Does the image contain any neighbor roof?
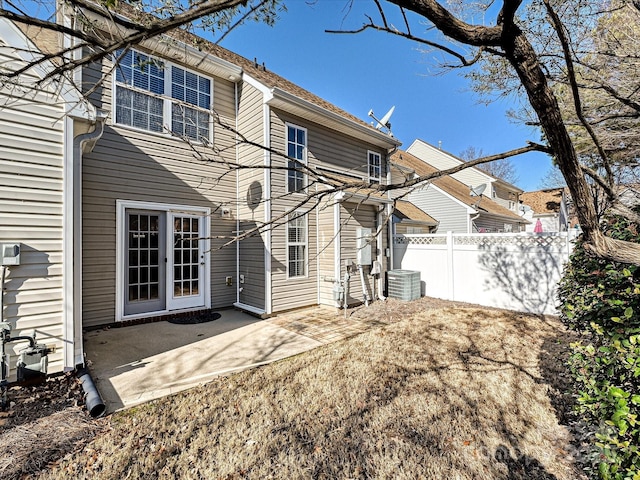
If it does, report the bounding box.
[394,200,438,225]
[391,150,526,222]
[520,189,565,215]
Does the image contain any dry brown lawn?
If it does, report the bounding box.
[38,305,583,480]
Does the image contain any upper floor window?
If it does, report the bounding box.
[286,124,307,193]
[114,49,213,142]
[368,151,381,183]
[287,212,307,278]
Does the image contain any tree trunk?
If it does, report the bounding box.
[500,27,640,263]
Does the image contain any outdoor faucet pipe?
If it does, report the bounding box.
[358,265,370,307]
[0,266,6,325]
[77,368,106,418]
[3,335,37,349]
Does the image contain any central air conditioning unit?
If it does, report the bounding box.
[387,269,421,301]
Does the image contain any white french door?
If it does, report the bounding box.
[118,201,210,320]
[167,213,206,310]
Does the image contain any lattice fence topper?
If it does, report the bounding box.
[454,234,569,249]
[394,233,570,249]
[393,235,447,245]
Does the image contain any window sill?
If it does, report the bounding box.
[112,122,211,146]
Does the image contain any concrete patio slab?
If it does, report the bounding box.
[84,309,322,412]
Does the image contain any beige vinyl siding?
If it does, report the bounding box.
[409,184,470,234]
[238,227,265,309]
[395,223,432,234]
[474,215,523,233]
[388,166,414,200]
[81,57,238,327]
[317,197,337,307]
[492,184,518,211]
[268,109,387,312]
[236,81,266,310]
[269,210,318,312]
[340,203,376,306]
[407,140,490,189]
[272,109,387,186]
[0,48,67,375]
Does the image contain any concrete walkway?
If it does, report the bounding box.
[85,305,388,413]
[84,309,323,412]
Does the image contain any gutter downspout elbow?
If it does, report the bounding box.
[77,368,106,418]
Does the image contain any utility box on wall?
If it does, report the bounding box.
[1,244,21,266]
[356,228,372,266]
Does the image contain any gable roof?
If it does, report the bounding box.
[520,189,565,214]
[407,139,523,193]
[390,150,526,222]
[394,200,438,225]
[78,3,400,149]
[1,18,95,121]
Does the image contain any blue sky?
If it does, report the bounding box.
[217,0,553,191]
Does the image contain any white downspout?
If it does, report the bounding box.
[470,212,480,233]
[263,103,272,315]
[71,116,106,369]
[333,200,341,307]
[377,206,387,300]
[235,81,240,306]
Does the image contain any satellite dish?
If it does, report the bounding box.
[368,106,395,134]
[470,184,486,197]
[520,204,532,212]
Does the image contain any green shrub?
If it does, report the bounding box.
[558,209,640,479]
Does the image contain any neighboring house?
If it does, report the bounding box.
[390,150,529,233]
[0,1,402,370]
[0,19,98,374]
[392,200,438,234]
[520,188,570,232]
[406,139,523,212]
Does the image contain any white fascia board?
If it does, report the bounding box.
[480,212,531,224]
[389,161,415,174]
[268,88,401,149]
[0,17,95,121]
[415,182,477,215]
[494,177,524,193]
[142,36,243,81]
[334,191,393,205]
[398,218,439,227]
[243,73,273,98]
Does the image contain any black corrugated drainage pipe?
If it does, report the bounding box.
[77,368,106,418]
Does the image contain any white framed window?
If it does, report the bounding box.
[286,124,307,193]
[287,211,307,278]
[368,151,381,183]
[114,48,213,142]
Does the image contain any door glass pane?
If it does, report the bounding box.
[127,213,161,302]
[173,215,200,297]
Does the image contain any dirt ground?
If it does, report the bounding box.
[0,297,579,479]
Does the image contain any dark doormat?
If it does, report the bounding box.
[168,312,222,325]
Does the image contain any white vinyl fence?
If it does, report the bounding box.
[392,232,576,315]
